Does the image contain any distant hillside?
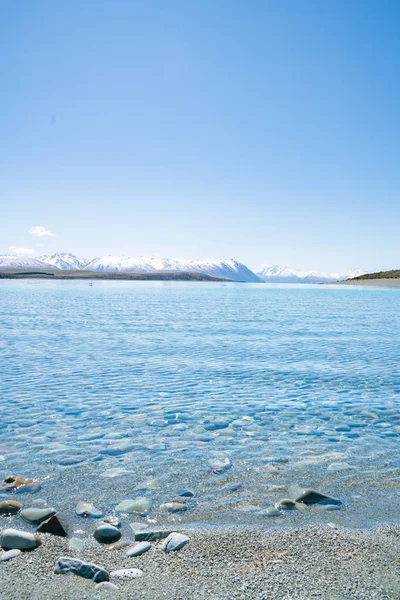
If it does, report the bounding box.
[0,270,231,282]
[349,270,400,280]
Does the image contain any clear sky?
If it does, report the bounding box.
[1,0,399,272]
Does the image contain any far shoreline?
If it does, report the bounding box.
[0,270,231,282]
[333,278,400,288]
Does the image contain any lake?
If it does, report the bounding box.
[1,280,399,530]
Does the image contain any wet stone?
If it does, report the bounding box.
[94,524,122,544]
[0,500,21,515]
[295,489,342,506]
[37,515,69,537]
[208,457,232,474]
[275,499,297,510]
[21,506,56,523]
[176,489,194,497]
[160,502,188,513]
[115,497,152,516]
[76,501,103,518]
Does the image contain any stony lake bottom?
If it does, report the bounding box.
[0,280,399,536]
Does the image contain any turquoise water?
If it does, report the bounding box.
[0,280,399,530]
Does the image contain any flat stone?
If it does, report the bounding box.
[126,542,151,557]
[94,524,121,544]
[54,556,109,582]
[115,497,152,516]
[295,489,342,506]
[1,528,41,550]
[110,568,143,579]
[0,549,21,561]
[76,501,103,518]
[21,506,56,523]
[0,500,21,515]
[37,515,69,537]
[160,502,187,513]
[96,582,119,590]
[161,532,189,552]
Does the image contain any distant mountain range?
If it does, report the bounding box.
[0,253,365,283]
[257,264,365,284]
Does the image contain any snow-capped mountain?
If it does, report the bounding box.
[257,265,365,283]
[0,252,364,284]
[38,253,87,270]
[84,256,262,282]
[0,255,55,270]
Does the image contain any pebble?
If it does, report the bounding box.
[160,502,188,513]
[0,500,21,515]
[110,568,143,579]
[0,528,41,550]
[94,524,122,544]
[126,541,151,556]
[96,582,119,590]
[76,501,103,518]
[21,506,56,523]
[54,556,109,582]
[37,515,69,537]
[115,497,152,516]
[161,532,190,552]
[0,549,21,561]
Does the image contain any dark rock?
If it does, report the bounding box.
[176,489,194,497]
[295,489,342,506]
[38,515,69,537]
[54,556,109,582]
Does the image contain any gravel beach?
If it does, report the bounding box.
[1,524,399,600]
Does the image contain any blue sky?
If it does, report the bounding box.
[1,0,399,272]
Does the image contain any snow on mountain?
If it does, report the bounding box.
[0,255,55,270]
[38,253,87,270]
[84,256,262,282]
[257,265,365,283]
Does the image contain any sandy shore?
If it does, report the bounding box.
[1,525,399,599]
[335,278,400,287]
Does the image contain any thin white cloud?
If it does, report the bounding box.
[29,225,55,237]
[8,246,36,255]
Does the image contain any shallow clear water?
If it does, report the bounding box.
[0,280,399,532]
